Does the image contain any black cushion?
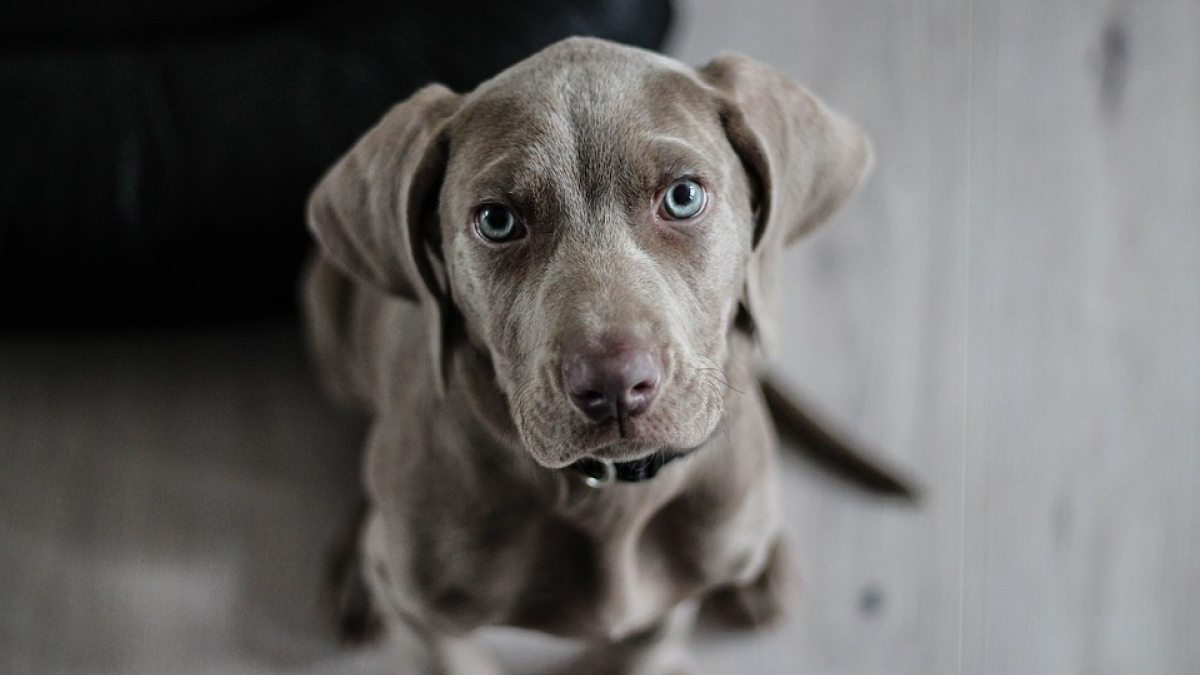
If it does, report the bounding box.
[0,0,673,328]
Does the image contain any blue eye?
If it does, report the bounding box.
[659,179,706,220]
[475,204,524,243]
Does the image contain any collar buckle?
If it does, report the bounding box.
[576,458,617,488]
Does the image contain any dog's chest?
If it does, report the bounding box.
[404,472,773,641]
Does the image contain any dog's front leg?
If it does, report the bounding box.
[699,536,793,630]
[556,600,700,675]
[355,512,503,675]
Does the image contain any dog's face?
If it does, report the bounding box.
[439,48,753,467]
[307,38,872,469]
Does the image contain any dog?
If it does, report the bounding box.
[302,36,872,675]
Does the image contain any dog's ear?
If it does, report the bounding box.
[307,84,459,299]
[699,54,873,353]
[307,84,461,393]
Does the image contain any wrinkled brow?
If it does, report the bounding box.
[466,159,562,204]
[464,141,719,215]
[640,135,715,182]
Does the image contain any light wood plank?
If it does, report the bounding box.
[964,1,1200,673]
[0,326,367,674]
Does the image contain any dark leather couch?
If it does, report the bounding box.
[0,0,672,327]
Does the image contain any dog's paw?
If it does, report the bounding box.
[332,565,384,644]
[553,608,699,675]
[700,539,793,630]
[700,582,782,630]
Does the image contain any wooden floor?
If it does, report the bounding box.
[3,1,1197,673]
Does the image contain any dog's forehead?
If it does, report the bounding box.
[445,40,723,204]
[465,37,700,115]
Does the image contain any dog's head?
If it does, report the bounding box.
[308,38,871,469]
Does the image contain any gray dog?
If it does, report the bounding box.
[303,37,871,675]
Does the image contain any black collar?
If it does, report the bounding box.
[570,451,688,486]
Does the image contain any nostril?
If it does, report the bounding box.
[621,375,659,417]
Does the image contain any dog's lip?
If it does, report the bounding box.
[531,392,726,468]
[568,419,663,460]
[570,418,723,464]
[545,435,660,468]
[539,421,717,469]
[586,439,661,461]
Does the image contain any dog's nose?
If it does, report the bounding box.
[563,345,661,422]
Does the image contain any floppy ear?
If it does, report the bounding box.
[307,84,461,393]
[699,54,873,354]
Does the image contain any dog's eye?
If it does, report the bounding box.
[659,179,707,220]
[474,204,525,243]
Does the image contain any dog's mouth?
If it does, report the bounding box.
[513,366,728,474]
[563,418,723,487]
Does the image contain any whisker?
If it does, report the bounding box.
[693,356,745,397]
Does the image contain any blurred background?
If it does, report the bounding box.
[2,0,1197,673]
